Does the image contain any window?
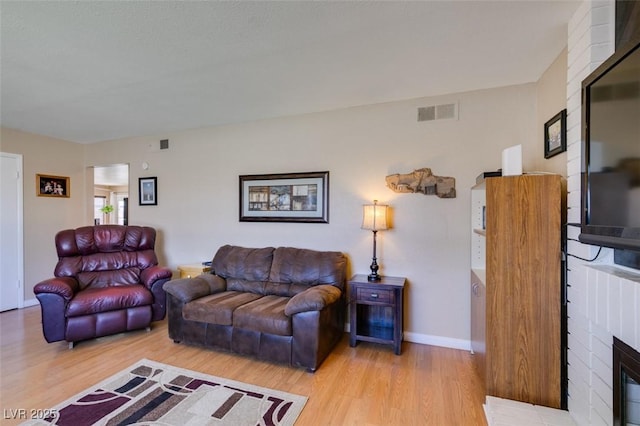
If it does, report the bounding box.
[94,196,106,224]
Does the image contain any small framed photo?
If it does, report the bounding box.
[544,109,567,159]
[139,177,157,206]
[36,174,70,198]
[239,171,329,223]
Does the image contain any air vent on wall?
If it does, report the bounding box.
[147,139,169,152]
[417,102,458,122]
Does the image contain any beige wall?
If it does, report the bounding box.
[0,128,87,301]
[83,82,543,347]
[1,54,567,347]
[533,48,569,176]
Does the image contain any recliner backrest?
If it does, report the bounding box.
[54,225,159,290]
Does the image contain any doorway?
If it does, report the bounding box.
[93,164,129,225]
[0,153,24,311]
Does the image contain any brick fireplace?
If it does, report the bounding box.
[566,4,640,424]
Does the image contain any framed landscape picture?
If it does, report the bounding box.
[139,177,157,206]
[239,171,329,223]
[36,174,70,198]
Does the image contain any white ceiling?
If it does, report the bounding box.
[94,164,129,187]
[1,0,580,144]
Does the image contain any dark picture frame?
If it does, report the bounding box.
[36,174,70,198]
[239,171,329,223]
[139,177,157,206]
[544,109,567,159]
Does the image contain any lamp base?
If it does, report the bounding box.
[368,230,381,282]
[368,256,381,281]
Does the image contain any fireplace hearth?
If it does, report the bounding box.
[614,337,640,426]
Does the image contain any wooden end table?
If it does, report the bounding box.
[177,263,211,279]
[348,274,406,355]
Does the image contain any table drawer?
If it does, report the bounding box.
[356,287,393,303]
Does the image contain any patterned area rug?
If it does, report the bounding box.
[23,359,307,426]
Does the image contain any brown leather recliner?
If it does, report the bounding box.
[33,225,172,348]
[164,245,347,371]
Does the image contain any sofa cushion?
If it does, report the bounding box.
[226,278,266,295]
[212,245,274,282]
[66,286,153,317]
[268,247,347,293]
[182,291,262,325]
[232,295,291,336]
[77,266,142,290]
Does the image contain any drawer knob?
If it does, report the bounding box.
[371,293,378,298]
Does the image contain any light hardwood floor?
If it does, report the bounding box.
[0,306,488,425]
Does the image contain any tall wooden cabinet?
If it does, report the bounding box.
[470,174,563,409]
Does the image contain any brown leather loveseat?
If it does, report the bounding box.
[163,245,347,371]
[34,225,172,348]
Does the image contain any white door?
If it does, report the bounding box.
[0,153,23,311]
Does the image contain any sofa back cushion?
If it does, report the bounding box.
[54,225,159,290]
[267,247,347,295]
[212,245,275,294]
[211,245,346,297]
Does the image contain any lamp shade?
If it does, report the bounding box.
[362,200,388,231]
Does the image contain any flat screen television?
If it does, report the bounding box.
[579,35,640,263]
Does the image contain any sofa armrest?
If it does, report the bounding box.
[33,277,79,301]
[196,273,227,293]
[284,285,341,316]
[140,265,173,288]
[163,274,226,303]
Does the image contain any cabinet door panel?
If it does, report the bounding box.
[485,175,562,408]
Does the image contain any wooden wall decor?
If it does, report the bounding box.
[385,168,456,198]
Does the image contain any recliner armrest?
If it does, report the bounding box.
[140,265,173,288]
[284,285,341,316]
[163,274,226,303]
[33,277,79,301]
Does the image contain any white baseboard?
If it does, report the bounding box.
[403,331,471,351]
